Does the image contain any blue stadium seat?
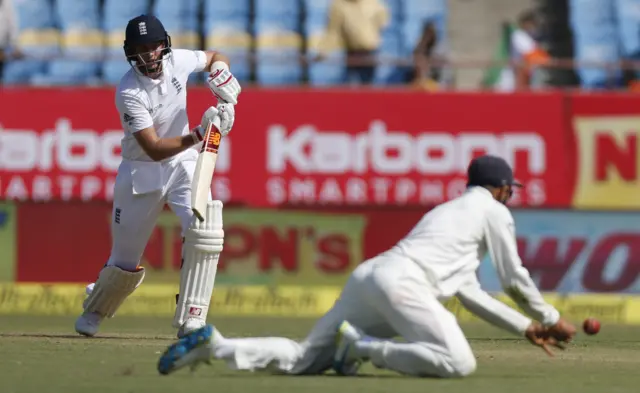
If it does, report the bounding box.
[374,26,404,85]
[303,0,332,34]
[255,25,303,85]
[12,0,59,83]
[55,0,101,30]
[2,60,47,85]
[570,0,621,88]
[103,0,151,31]
[255,50,303,85]
[308,52,345,86]
[205,27,253,82]
[14,0,60,58]
[32,59,101,85]
[382,0,403,24]
[304,3,345,87]
[102,60,132,84]
[615,0,640,60]
[14,0,56,30]
[254,0,303,84]
[401,0,447,23]
[153,0,200,49]
[203,0,251,32]
[255,0,301,33]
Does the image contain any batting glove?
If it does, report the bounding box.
[207,61,241,105]
[216,103,235,136]
[190,106,221,143]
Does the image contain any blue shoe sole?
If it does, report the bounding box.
[157,324,213,375]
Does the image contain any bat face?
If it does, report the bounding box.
[192,122,222,222]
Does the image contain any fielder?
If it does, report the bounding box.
[156,155,577,377]
[75,14,241,338]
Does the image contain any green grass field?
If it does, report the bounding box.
[0,316,638,393]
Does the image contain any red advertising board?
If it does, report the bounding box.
[0,88,572,207]
[15,202,640,294]
[15,202,410,284]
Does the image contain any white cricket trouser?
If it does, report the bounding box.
[107,150,204,271]
[212,255,477,377]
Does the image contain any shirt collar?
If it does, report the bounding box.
[136,58,171,95]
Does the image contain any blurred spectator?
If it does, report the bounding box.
[316,0,389,85]
[0,0,22,80]
[495,10,550,91]
[410,21,449,91]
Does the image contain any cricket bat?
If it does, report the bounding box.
[191,117,222,222]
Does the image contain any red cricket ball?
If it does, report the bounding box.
[583,317,601,335]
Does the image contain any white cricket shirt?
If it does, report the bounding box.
[383,186,560,328]
[115,49,208,161]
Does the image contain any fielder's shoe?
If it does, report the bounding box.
[158,324,215,375]
[177,318,206,339]
[333,320,366,376]
[75,312,104,337]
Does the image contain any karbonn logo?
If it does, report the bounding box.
[267,120,546,175]
[0,119,122,172]
[0,118,231,173]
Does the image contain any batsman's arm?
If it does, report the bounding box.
[456,280,532,336]
[203,50,230,71]
[117,90,201,161]
[484,205,561,327]
[133,127,200,162]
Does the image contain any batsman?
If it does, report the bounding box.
[74,14,241,338]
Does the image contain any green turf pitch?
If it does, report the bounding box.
[0,316,638,393]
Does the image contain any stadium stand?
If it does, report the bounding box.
[4,0,637,89]
[3,0,58,84]
[305,0,345,85]
[373,0,403,85]
[203,0,252,83]
[30,0,102,85]
[570,0,621,88]
[614,0,640,82]
[254,0,303,85]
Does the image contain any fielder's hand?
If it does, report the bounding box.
[524,319,576,357]
[216,103,235,136]
[207,61,241,105]
[545,318,577,345]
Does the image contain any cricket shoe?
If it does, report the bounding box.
[75,312,104,337]
[333,320,367,376]
[177,318,206,339]
[158,324,217,375]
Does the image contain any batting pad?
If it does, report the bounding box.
[173,200,224,328]
[83,266,145,318]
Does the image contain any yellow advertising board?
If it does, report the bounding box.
[1,283,640,325]
[573,116,640,209]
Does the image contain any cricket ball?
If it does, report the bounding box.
[583,317,600,335]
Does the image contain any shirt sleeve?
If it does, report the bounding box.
[115,91,153,133]
[456,278,532,336]
[484,204,560,326]
[172,49,208,74]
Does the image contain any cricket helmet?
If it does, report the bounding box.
[123,14,172,78]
